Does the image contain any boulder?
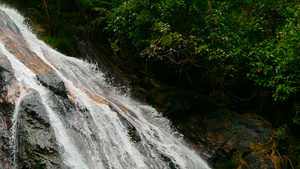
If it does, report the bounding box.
[0,102,14,169]
[16,90,63,169]
[0,49,17,168]
[0,51,15,94]
[37,74,67,97]
[175,110,275,169]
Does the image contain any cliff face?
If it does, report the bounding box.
[0,10,63,168]
[0,42,17,168]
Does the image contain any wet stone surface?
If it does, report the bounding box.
[37,74,67,98]
[16,91,63,169]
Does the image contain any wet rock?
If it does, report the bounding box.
[157,151,180,169]
[175,110,275,169]
[242,153,275,169]
[16,90,63,168]
[0,9,53,75]
[108,103,142,143]
[0,50,16,168]
[0,66,13,91]
[0,102,14,169]
[46,92,75,117]
[128,127,141,143]
[37,74,67,97]
[131,86,147,102]
[0,52,14,91]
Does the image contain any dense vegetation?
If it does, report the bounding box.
[1,0,300,167]
[106,0,300,101]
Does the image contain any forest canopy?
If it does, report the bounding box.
[105,0,300,101]
[104,0,300,124]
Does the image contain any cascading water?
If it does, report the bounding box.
[0,5,210,169]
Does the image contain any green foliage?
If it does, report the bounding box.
[293,102,300,124]
[0,0,102,55]
[290,145,300,168]
[273,125,300,168]
[105,0,300,101]
[41,33,75,54]
[76,0,114,27]
[42,36,58,48]
[274,126,288,140]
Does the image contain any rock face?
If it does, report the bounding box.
[16,90,63,169]
[0,62,67,168]
[140,85,277,168]
[37,74,67,98]
[0,101,14,169]
[0,10,66,168]
[175,110,275,169]
[0,50,17,168]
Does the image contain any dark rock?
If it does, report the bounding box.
[16,90,63,168]
[0,48,17,168]
[175,110,275,169]
[0,102,14,169]
[147,87,217,119]
[37,74,67,97]
[0,52,14,91]
[128,127,141,143]
[140,77,162,90]
[131,86,147,102]
[157,151,180,169]
[242,153,275,169]
[46,92,75,117]
[0,66,12,90]
[108,102,142,143]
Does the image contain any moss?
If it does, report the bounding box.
[28,130,36,146]
[41,32,77,56]
[231,150,247,169]
[34,162,46,169]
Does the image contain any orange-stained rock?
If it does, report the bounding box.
[87,93,108,105]
[0,12,53,76]
[5,81,20,104]
[66,87,76,101]
[1,88,8,102]
[0,35,53,75]
[84,89,109,106]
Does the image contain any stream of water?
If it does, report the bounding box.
[0,5,210,169]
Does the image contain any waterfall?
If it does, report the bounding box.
[0,5,210,169]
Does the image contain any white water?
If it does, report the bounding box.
[0,6,210,169]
